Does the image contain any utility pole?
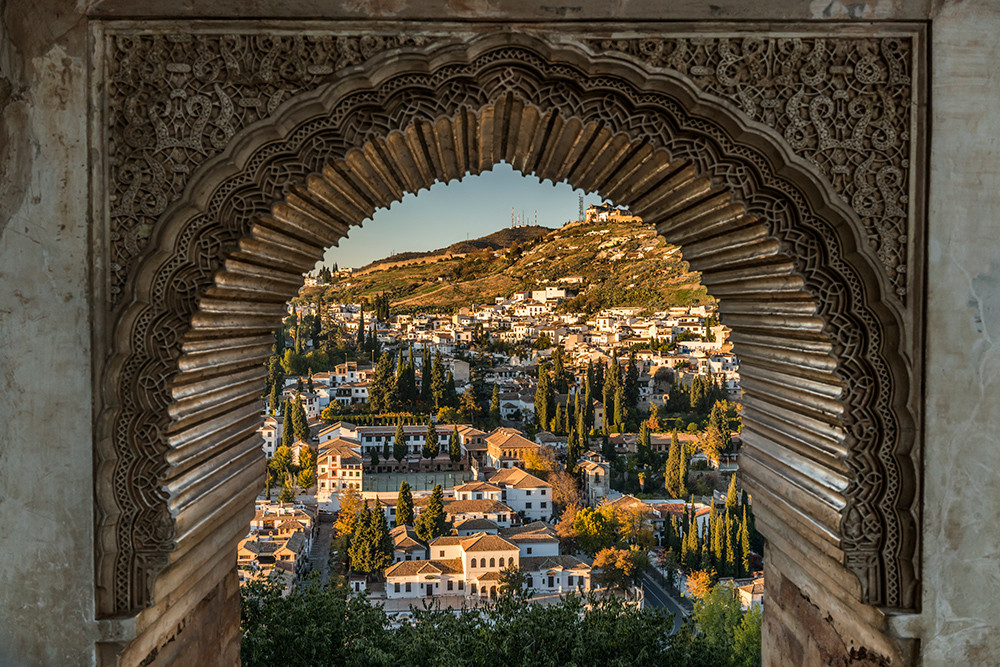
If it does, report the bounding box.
[578,194,584,221]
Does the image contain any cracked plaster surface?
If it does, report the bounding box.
[923,0,1000,663]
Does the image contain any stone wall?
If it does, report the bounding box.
[914,0,1000,662]
[0,3,98,665]
[0,1,999,665]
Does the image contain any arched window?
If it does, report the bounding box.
[470,558,477,568]
[498,557,504,567]
[489,557,495,568]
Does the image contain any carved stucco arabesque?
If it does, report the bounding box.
[98,27,921,617]
[107,31,916,304]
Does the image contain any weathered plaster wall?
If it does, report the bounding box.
[917,0,1000,662]
[0,3,97,665]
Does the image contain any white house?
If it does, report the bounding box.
[488,467,553,522]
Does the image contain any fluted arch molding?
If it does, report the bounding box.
[97,32,918,622]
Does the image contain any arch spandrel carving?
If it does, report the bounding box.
[97,29,921,636]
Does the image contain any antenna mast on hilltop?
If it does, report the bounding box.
[534,210,537,226]
[511,206,514,228]
[578,194,584,221]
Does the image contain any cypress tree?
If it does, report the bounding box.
[624,350,639,425]
[382,439,391,462]
[677,450,688,499]
[424,420,438,458]
[420,348,432,404]
[726,474,739,510]
[575,394,586,452]
[415,484,449,542]
[268,382,280,416]
[534,363,553,429]
[665,431,681,497]
[601,361,613,434]
[369,502,393,573]
[348,506,372,572]
[613,384,625,433]
[356,304,365,351]
[370,447,380,469]
[724,508,735,576]
[280,400,294,449]
[291,393,310,442]
[393,419,407,462]
[711,504,724,566]
[638,421,651,467]
[740,505,752,576]
[583,366,594,430]
[396,481,414,527]
[449,425,461,465]
[489,384,501,428]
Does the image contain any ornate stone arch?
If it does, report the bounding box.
[97,29,918,658]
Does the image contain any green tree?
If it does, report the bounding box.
[414,484,449,542]
[369,351,398,413]
[534,363,554,429]
[572,505,618,556]
[370,447,380,469]
[334,487,364,537]
[449,425,462,465]
[356,303,366,351]
[291,394,310,442]
[297,466,316,490]
[733,606,763,667]
[665,431,681,497]
[489,384,501,428]
[281,400,294,449]
[298,445,315,471]
[458,385,480,424]
[613,384,626,433]
[423,420,438,459]
[740,505,752,577]
[678,449,688,498]
[393,419,407,462]
[271,445,292,477]
[726,474,739,510]
[430,352,448,410]
[420,348,432,404]
[692,583,744,661]
[277,477,295,504]
[396,481,414,527]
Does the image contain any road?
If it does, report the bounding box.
[642,572,688,635]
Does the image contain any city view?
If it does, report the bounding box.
[8,11,978,666]
[240,173,763,666]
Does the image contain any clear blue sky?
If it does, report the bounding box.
[318,163,607,270]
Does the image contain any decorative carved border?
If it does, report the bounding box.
[95,26,921,626]
[103,26,920,305]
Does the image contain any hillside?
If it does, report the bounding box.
[303,217,711,314]
[356,225,552,273]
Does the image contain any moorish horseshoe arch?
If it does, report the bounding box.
[96,30,919,654]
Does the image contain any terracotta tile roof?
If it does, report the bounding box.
[485,429,540,450]
[444,499,513,515]
[488,467,551,489]
[385,558,464,578]
[428,535,465,546]
[460,533,519,553]
[390,525,426,551]
[499,522,559,543]
[519,555,592,573]
[454,518,499,532]
[476,571,504,581]
[454,482,501,493]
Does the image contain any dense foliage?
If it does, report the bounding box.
[241,576,759,667]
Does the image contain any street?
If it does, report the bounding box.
[641,573,688,635]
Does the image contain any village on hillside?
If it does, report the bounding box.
[240,206,764,618]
